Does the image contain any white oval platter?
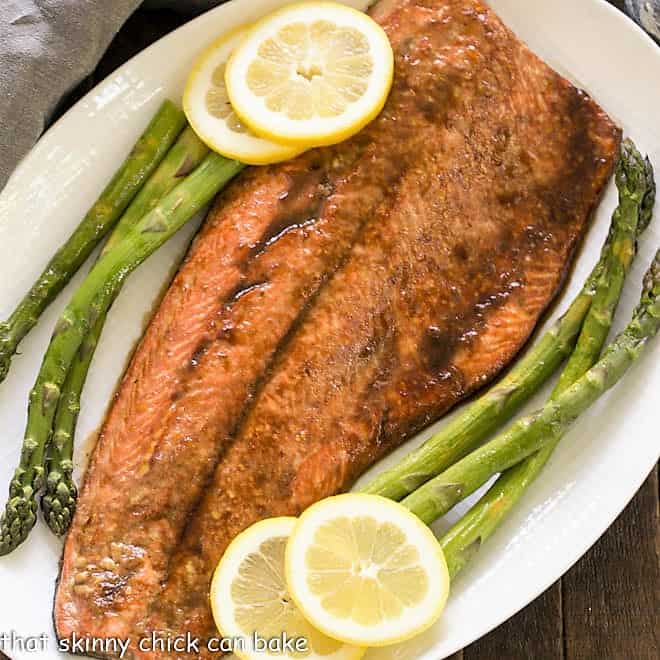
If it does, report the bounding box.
[0,1,658,658]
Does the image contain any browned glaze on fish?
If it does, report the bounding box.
[55,0,621,656]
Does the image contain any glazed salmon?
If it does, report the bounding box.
[55,0,621,657]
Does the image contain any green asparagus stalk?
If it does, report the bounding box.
[403,245,660,527]
[41,127,210,536]
[0,153,244,554]
[440,142,655,578]
[556,140,652,390]
[0,101,186,384]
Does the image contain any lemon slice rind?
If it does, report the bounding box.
[225,2,394,146]
[285,494,450,647]
[184,25,305,165]
[211,516,365,660]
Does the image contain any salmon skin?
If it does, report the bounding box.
[55,0,621,656]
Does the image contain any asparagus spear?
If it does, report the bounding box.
[0,153,244,554]
[41,128,210,536]
[403,246,660,527]
[440,143,655,578]
[556,140,652,390]
[0,100,186,385]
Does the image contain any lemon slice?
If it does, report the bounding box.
[285,494,450,647]
[225,2,394,146]
[184,26,305,165]
[211,517,365,660]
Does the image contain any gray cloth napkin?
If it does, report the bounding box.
[1,1,137,191]
[625,0,660,39]
[0,0,224,192]
[1,0,659,194]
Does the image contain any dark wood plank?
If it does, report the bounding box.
[562,466,659,660]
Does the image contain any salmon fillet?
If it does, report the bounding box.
[55,0,621,657]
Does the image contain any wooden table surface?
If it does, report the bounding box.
[2,1,658,659]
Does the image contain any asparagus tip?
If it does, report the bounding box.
[639,155,656,234]
[617,139,647,204]
[41,461,77,537]
[0,490,37,556]
[42,486,77,538]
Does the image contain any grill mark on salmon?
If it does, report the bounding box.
[55,0,621,656]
